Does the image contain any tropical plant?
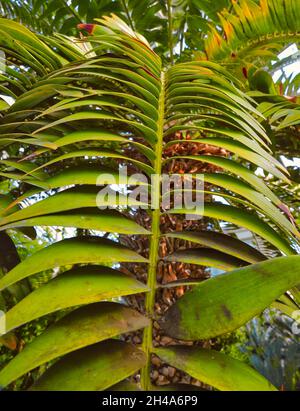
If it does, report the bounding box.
[0,0,230,56]
[203,0,300,67]
[0,2,300,391]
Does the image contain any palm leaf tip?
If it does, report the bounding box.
[77,23,95,34]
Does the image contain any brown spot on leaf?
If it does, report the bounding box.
[221,304,232,320]
[159,304,182,339]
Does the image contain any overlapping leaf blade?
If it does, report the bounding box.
[0,302,149,388]
[160,256,300,340]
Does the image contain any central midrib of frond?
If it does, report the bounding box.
[141,69,165,390]
[234,32,300,59]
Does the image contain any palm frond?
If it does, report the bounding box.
[204,0,300,70]
[0,15,299,392]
